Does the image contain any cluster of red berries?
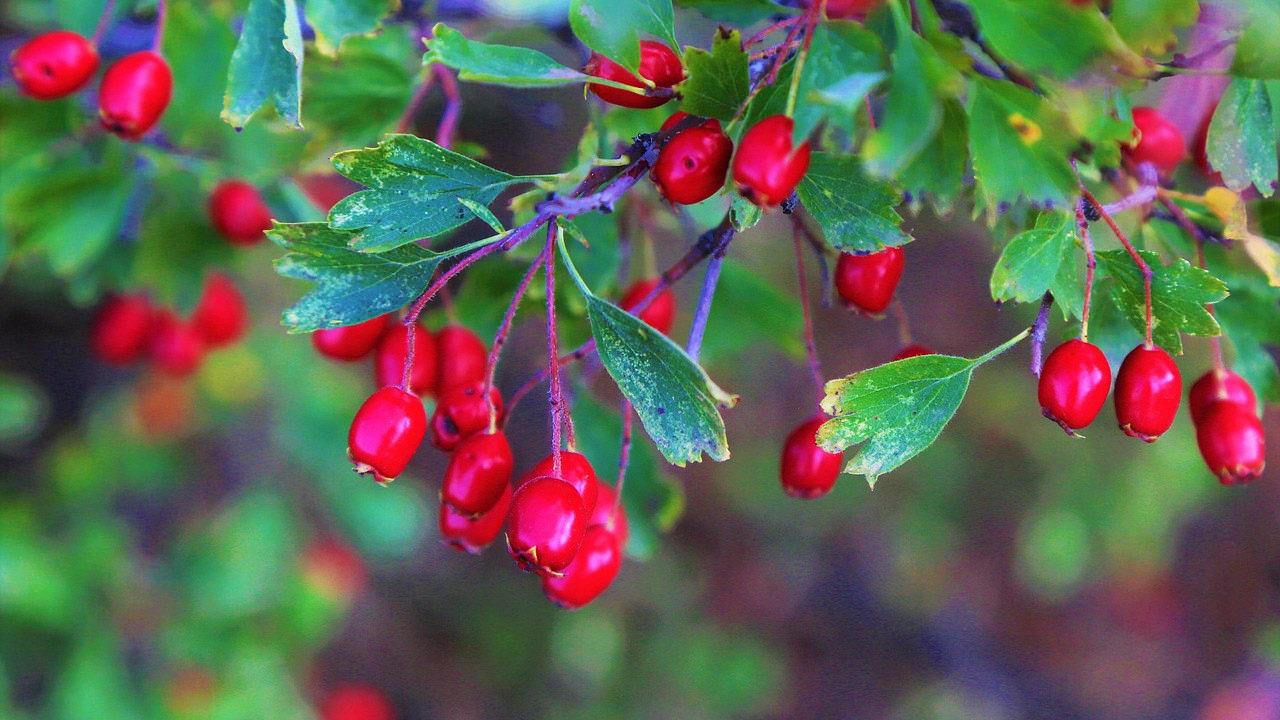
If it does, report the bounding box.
[1190,369,1267,484]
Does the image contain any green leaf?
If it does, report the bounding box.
[989,212,1075,304]
[0,373,44,445]
[967,78,1077,209]
[1050,243,1086,321]
[161,1,237,143]
[675,0,795,24]
[699,260,804,366]
[1232,1,1280,79]
[807,71,886,121]
[678,29,749,122]
[897,99,968,211]
[305,34,415,145]
[1109,0,1199,55]
[965,0,1129,76]
[424,23,595,88]
[730,195,761,231]
[1207,78,1278,197]
[795,152,908,252]
[50,632,141,720]
[569,0,678,73]
[1097,249,1229,354]
[305,0,394,55]
[132,170,235,310]
[1216,280,1280,404]
[223,0,304,129]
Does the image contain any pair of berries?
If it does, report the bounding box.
[835,246,906,314]
[208,180,274,246]
[1123,107,1187,174]
[1189,369,1266,484]
[316,318,488,395]
[1038,340,1182,442]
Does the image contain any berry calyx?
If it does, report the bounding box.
[91,293,155,365]
[521,451,600,515]
[541,524,622,609]
[347,387,427,484]
[98,51,172,140]
[892,344,933,361]
[590,481,629,544]
[1123,107,1186,174]
[1038,339,1112,433]
[431,381,504,451]
[834,246,905,314]
[207,180,273,246]
[148,311,206,377]
[319,684,395,720]
[312,315,391,361]
[780,417,842,499]
[434,325,488,395]
[374,323,438,396]
[1195,401,1266,485]
[652,112,733,205]
[440,481,512,554]
[732,114,811,207]
[441,431,514,516]
[619,278,676,335]
[1189,369,1257,426]
[1114,344,1182,442]
[506,474,588,574]
[10,31,99,100]
[189,273,247,349]
[584,41,683,109]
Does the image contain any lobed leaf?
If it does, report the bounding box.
[678,29,750,122]
[795,152,908,252]
[1097,249,1229,354]
[223,0,304,129]
[1206,78,1278,197]
[967,78,1076,209]
[989,211,1075,304]
[424,23,593,88]
[305,0,394,56]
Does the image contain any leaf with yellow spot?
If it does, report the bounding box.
[1204,187,1280,287]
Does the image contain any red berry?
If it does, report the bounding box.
[506,475,588,574]
[439,481,512,554]
[434,325,487,395]
[732,114,811,207]
[90,293,155,365]
[1123,107,1186,174]
[301,538,368,601]
[1114,344,1182,442]
[189,273,247,348]
[10,31,99,100]
[374,324,438,395]
[619,278,676,335]
[780,418,842,499]
[1195,401,1266,485]
[312,315,391,361]
[892,344,932,361]
[208,180,273,246]
[1038,339,1112,433]
[98,51,172,140]
[521,451,600,515]
[149,311,205,377]
[835,246,905,314]
[821,0,883,18]
[541,524,622,609]
[652,112,733,205]
[430,381,503,451]
[590,481,629,544]
[441,431,514,516]
[319,684,394,720]
[348,387,427,484]
[1189,369,1256,426]
[584,40,683,109]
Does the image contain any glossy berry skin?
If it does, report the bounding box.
[1038,339,1112,433]
[506,475,588,574]
[1195,401,1266,485]
[780,418,842,499]
[821,0,883,19]
[91,293,155,365]
[1189,369,1256,426]
[431,381,503,451]
[892,344,932,361]
[208,180,273,245]
[652,113,733,205]
[619,278,676,335]
[542,524,622,609]
[440,481,512,554]
[348,387,427,484]
[190,273,247,348]
[98,51,172,140]
[585,40,683,109]
[1124,107,1187,174]
[312,315,390,361]
[521,452,600,515]
[835,246,905,314]
[10,31,99,100]
[441,431,514,516]
[435,325,488,395]
[590,481,629,544]
[1114,344,1182,442]
[732,115,811,207]
[148,311,205,377]
[319,684,395,720]
[374,324,438,396]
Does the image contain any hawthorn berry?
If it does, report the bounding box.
[10,31,98,100]
[834,246,905,314]
[652,112,733,205]
[521,451,600,515]
[439,481,512,554]
[506,474,588,574]
[313,315,391,361]
[821,0,883,19]
[893,344,933,361]
[1038,339,1112,433]
[431,381,503,451]
[780,418,843,499]
[348,387,427,484]
[1189,369,1256,426]
[91,293,155,365]
[319,684,395,720]
[98,50,172,140]
[584,40,683,109]
[190,273,247,348]
[148,311,205,377]
[374,323,438,396]
[1114,344,1182,442]
[1195,401,1266,485]
[541,524,622,609]
[435,325,488,395]
[441,431,514,516]
[732,115,811,207]
[619,278,676,335]
[590,481,629,544]
[208,180,273,246]
[1123,107,1186,174]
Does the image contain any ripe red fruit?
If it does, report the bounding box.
[1195,401,1266,485]
[1038,339,1112,433]
[374,324,438,395]
[98,51,172,140]
[892,344,932,361]
[439,481,512,554]
[319,684,394,720]
[149,311,205,377]
[780,418,843,499]
[431,381,504,451]
[1114,344,1182,442]
[506,475,588,574]
[1123,107,1187,174]
[1189,369,1257,426]
[521,451,600,515]
[835,246,905,314]
[91,293,155,365]
[348,387,427,484]
[619,278,676,335]
[821,0,883,19]
[207,180,273,246]
[10,31,99,100]
[652,112,733,205]
[441,431,514,516]
[590,481,629,544]
[732,114,812,207]
[541,524,622,609]
[190,273,247,348]
[312,315,390,361]
[434,325,487,395]
[585,40,683,109]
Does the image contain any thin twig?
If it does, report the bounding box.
[1075,167,1153,347]
[1074,200,1097,341]
[433,65,461,149]
[91,0,117,45]
[544,222,564,477]
[745,16,802,47]
[151,0,168,52]
[1102,185,1158,216]
[686,248,728,362]
[482,249,547,431]
[792,227,825,397]
[615,399,633,513]
[1030,291,1054,377]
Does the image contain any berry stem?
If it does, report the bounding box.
[1077,182,1153,347]
[544,221,564,477]
[151,0,168,52]
[686,245,728,363]
[1074,199,1097,341]
[792,226,825,398]
[745,17,802,47]
[482,247,548,431]
[1030,291,1054,377]
[783,1,823,120]
[92,0,118,46]
[616,398,633,514]
[889,300,913,346]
